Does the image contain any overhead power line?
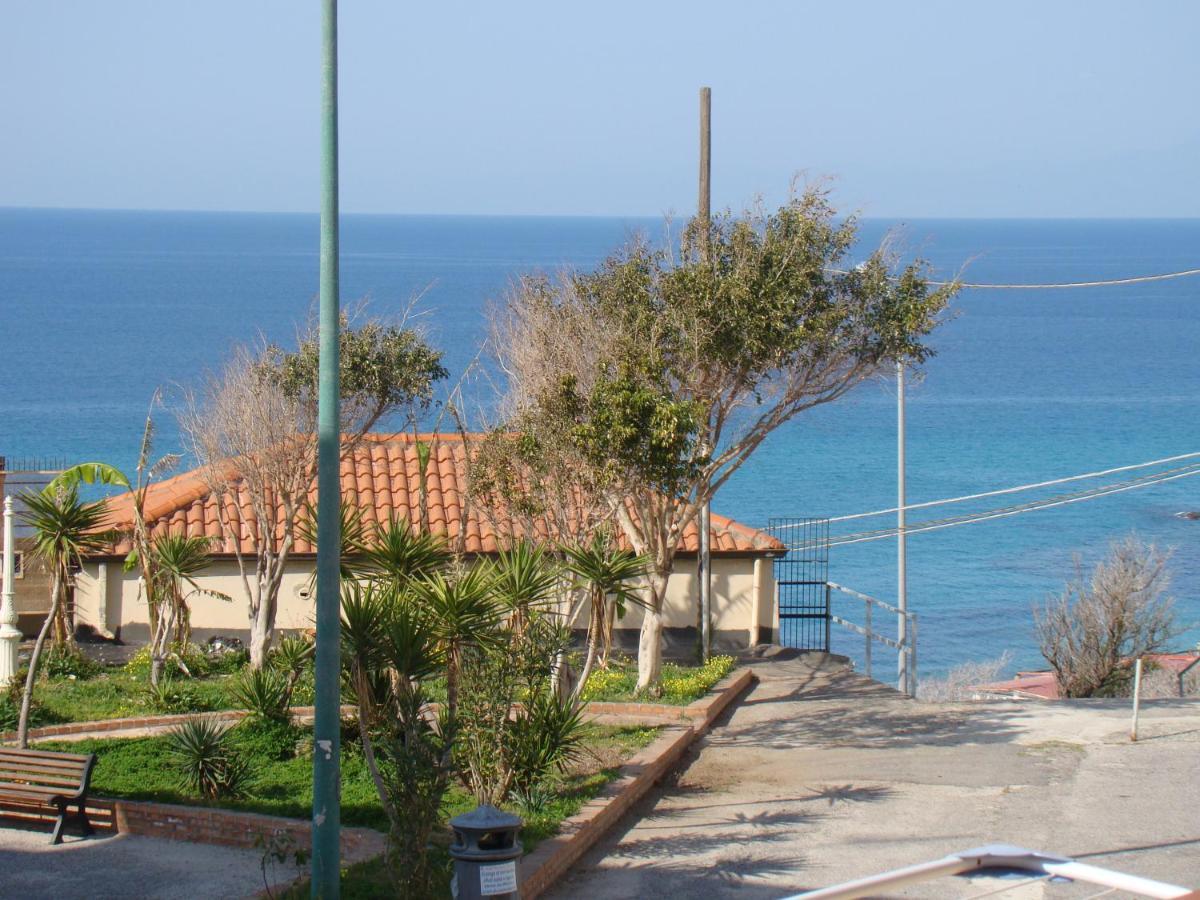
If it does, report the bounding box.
[816,451,1200,524]
[829,266,1200,289]
[825,463,1200,547]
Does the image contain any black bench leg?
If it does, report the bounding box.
[50,805,66,845]
[75,800,94,836]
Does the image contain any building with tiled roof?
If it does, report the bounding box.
[72,434,784,652]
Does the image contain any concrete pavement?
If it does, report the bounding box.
[548,653,1200,898]
[0,825,301,899]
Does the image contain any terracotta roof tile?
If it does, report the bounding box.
[98,433,784,557]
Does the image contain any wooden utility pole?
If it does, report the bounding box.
[698,87,713,662]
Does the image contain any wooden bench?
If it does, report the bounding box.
[0,747,96,844]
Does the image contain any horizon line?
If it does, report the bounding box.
[3,203,1200,223]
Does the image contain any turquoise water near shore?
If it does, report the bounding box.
[1,209,1198,674]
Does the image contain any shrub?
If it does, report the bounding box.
[228,667,290,721]
[660,655,734,702]
[507,692,585,811]
[166,717,253,799]
[43,646,104,681]
[144,678,216,714]
[1035,537,1178,698]
[227,716,302,761]
[917,652,1012,702]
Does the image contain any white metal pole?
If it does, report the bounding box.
[897,362,908,694]
[697,86,713,662]
[1130,656,1144,741]
[0,497,21,682]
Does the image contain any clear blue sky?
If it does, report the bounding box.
[5,1,1199,217]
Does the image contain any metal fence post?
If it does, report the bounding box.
[864,599,872,680]
[824,582,831,652]
[908,615,919,698]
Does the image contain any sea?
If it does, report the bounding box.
[2,208,1198,677]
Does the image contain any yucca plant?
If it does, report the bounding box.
[340,580,452,895]
[562,531,650,701]
[15,484,116,747]
[228,666,290,721]
[267,633,315,708]
[356,516,450,588]
[148,534,229,684]
[167,717,252,799]
[491,541,560,632]
[507,691,586,811]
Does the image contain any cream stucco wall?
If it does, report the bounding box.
[75,553,777,650]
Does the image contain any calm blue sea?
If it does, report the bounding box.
[2,208,1198,675]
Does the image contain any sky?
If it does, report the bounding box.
[4,1,1200,218]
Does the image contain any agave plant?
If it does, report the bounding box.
[167,717,252,800]
[228,666,290,721]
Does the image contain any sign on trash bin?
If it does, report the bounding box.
[479,860,518,896]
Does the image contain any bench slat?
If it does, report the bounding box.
[0,748,91,763]
[0,772,82,788]
[0,783,70,799]
[0,757,89,775]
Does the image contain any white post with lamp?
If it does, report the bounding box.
[0,497,21,682]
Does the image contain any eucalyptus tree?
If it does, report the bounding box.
[493,187,958,692]
[180,314,447,667]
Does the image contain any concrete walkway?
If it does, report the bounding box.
[0,824,298,899]
[549,653,1200,898]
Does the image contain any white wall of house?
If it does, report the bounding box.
[75,553,777,651]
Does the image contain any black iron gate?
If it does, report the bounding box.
[767,517,830,651]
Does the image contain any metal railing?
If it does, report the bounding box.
[827,582,918,697]
[783,844,1194,899]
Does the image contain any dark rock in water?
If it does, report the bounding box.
[1175,511,1200,520]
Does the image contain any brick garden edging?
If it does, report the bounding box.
[4,668,756,896]
[107,798,385,863]
[518,667,755,899]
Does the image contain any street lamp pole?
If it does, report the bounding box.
[0,497,19,682]
[896,362,908,695]
[312,0,342,895]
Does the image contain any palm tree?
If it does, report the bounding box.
[357,516,450,589]
[410,565,501,719]
[16,485,114,746]
[490,541,560,634]
[150,534,229,682]
[562,532,649,702]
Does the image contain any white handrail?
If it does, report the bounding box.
[782,844,1195,899]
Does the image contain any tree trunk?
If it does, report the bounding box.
[636,608,664,696]
[600,601,616,668]
[18,573,61,748]
[248,581,278,669]
[571,596,602,706]
[635,569,670,695]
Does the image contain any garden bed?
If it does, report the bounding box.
[43,721,658,847]
[580,654,735,704]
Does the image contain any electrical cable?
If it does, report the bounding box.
[824,464,1200,547]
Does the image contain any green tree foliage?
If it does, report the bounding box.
[493,187,958,692]
[180,314,447,667]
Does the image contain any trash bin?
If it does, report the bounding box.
[449,804,523,899]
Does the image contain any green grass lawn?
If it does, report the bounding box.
[581,654,736,704]
[45,720,658,841]
[10,653,734,730]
